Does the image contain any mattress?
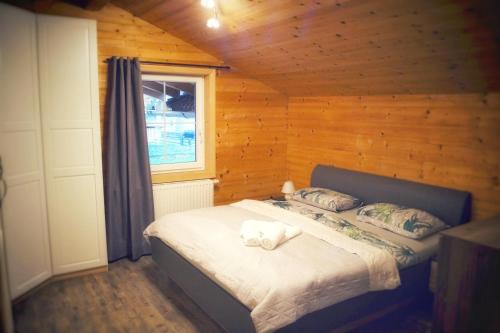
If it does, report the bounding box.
[144,199,437,333]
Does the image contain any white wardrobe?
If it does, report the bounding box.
[0,4,107,299]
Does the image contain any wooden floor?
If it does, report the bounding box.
[13,256,223,333]
[13,256,432,333]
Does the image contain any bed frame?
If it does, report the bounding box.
[150,165,472,333]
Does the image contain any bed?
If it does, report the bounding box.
[146,165,471,333]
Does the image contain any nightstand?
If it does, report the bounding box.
[433,216,500,333]
[269,195,286,201]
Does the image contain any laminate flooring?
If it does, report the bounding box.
[13,256,432,333]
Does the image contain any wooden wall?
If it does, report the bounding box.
[288,94,500,219]
[45,3,288,205]
[36,2,500,219]
[216,72,287,204]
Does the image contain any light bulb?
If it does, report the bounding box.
[207,17,220,29]
[201,0,215,9]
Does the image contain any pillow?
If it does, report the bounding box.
[356,203,448,239]
[291,187,362,212]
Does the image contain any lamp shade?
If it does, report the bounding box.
[281,180,295,194]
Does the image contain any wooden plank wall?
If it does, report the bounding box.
[216,71,288,204]
[45,3,288,205]
[35,2,499,219]
[288,94,500,219]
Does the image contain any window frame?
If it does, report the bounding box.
[142,73,205,173]
[141,65,216,184]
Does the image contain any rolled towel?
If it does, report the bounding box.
[262,222,302,250]
[240,220,265,246]
[260,223,286,250]
[283,224,302,240]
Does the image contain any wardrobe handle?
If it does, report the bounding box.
[0,157,6,207]
[0,179,6,204]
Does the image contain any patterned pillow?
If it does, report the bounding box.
[356,203,448,239]
[291,187,362,212]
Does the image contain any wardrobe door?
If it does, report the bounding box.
[37,15,107,274]
[0,4,52,298]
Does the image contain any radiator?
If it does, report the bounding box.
[152,179,214,218]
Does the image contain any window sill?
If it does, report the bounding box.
[151,168,216,184]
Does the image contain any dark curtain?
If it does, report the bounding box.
[104,57,154,262]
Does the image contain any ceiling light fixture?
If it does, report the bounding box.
[201,0,215,9]
[207,17,220,29]
[201,0,220,29]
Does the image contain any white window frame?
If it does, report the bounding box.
[142,74,205,173]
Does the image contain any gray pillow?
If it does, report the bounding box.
[357,203,449,239]
[292,187,362,212]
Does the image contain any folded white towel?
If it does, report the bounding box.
[283,224,301,240]
[240,220,302,250]
[240,220,265,246]
[260,223,286,250]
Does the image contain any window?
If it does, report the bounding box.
[142,74,205,172]
[140,65,215,184]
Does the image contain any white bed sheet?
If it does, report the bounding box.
[144,199,402,333]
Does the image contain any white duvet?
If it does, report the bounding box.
[144,200,400,333]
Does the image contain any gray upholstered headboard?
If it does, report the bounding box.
[311,165,472,226]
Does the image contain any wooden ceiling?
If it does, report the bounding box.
[2,0,109,11]
[5,0,500,95]
[110,0,500,96]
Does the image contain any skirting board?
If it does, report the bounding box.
[12,265,108,305]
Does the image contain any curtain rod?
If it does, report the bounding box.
[103,58,231,70]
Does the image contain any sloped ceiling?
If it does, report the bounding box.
[111,0,500,96]
[5,0,499,95]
